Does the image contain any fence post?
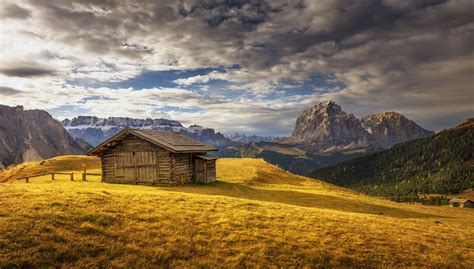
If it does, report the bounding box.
[70,173,74,181]
[25,177,29,183]
[82,164,87,181]
[51,173,55,181]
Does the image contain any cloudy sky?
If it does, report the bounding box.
[0,0,473,135]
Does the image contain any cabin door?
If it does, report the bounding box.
[115,152,159,183]
[135,151,159,184]
[115,152,136,181]
[194,159,206,183]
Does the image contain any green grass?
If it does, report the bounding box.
[0,156,473,267]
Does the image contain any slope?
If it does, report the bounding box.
[309,118,474,198]
[0,157,473,267]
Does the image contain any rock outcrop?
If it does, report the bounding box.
[283,101,373,152]
[361,112,434,148]
[0,105,86,168]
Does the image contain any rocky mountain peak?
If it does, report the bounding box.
[0,105,86,168]
[283,101,435,152]
[362,112,434,148]
[283,101,372,152]
[314,100,343,116]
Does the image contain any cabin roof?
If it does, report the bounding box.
[87,128,217,155]
[449,198,473,204]
[195,154,218,160]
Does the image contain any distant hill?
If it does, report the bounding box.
[0,105,88,169]
[225,133,279,143]
[309,118,474,198]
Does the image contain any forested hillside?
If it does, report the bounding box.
[310,119,474,199]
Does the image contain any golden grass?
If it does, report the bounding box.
[0,156,473,267]
[0,155,101,182]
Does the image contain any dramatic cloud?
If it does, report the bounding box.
[0,0,472,134]
[0,64,57,77]
[0,86,23,96]
[0,3,31,19]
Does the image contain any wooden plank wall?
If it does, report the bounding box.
[99,134,172,184]
[171,153,194,184]
[194,159,205,183]
[158,151,171,183]
[206,160,216,183]
[101,154,116,181]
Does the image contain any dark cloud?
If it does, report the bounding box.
[0,86,23,96]
[0,65,57,77]
[0,3,31,19]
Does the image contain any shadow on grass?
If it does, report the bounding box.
[167,181,437,219]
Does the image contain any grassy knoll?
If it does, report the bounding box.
[0,156,473,267]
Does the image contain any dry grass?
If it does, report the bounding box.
[0,155,101,182]
[0,156,473,268]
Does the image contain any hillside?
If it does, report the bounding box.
[310,119,474,198]
[0,105,87,169]
[1,156,473,267]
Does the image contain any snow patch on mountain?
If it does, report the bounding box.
[61,116,236,148]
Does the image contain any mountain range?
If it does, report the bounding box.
[0,101,436,176]
[61,101,433,156]
[61,116,236,148]
[0,105,87,169]
[219,101,435,174]
[282,101,434,153]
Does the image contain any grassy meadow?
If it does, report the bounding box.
[0,156,473,267]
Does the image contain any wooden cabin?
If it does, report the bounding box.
[87,128,218,185]
[449,198,474,208]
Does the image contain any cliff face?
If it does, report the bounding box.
[283,101,373,152]
[283,101,434,153]
[361,112,434,148]
[0,105,85,168]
